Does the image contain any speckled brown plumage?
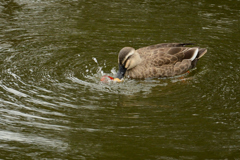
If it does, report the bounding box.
[117,43,207,79]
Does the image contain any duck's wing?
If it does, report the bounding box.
[128,47,201,78]
[137,43,194,53]
[144,47,207,67]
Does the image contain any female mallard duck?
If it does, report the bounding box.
[115,43,207,81]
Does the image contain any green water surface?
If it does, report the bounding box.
[0,0,239,159]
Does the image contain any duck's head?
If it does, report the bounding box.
[115,47,141,80]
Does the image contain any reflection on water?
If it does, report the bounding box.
[0,0,239,159]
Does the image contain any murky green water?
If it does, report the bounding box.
[0,0,239,159]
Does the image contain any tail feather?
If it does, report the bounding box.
[190,48,199,61]
[191,48,207,68]
[183,48,199,60]
[197,48,207,59]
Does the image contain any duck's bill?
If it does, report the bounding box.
[113,78,123,82]
[116,64,126,80]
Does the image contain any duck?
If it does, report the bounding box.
[114,43,207,81]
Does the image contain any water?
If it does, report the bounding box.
[0,0,239,159]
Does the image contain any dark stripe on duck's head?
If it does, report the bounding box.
[118,47,135,65]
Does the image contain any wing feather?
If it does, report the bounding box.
[137,43,194,53]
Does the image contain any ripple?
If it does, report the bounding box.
[0,131,68,151]
[0,108,49,121]
[0,83,28,98]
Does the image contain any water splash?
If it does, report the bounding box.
[92,57,98,64]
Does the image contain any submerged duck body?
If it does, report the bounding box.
[116,43,207,79]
